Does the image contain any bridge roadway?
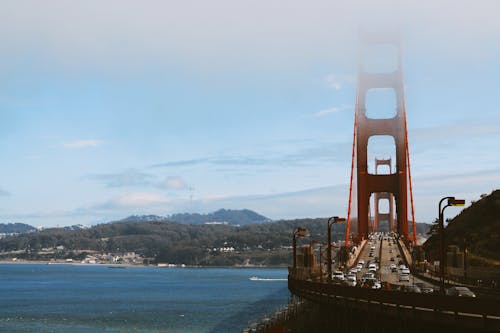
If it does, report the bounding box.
[288,277,500,332]
[288,233,500,332]
[342,232,433,290]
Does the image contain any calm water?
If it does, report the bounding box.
[0,264,289,333]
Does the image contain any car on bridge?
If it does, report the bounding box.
[415,282,434,294]
[399,274,410,282]
[446,286,476,298]
[361,272,375,282]
[332,271,345,282]
[400,285,422,293]
[345,275,357,287]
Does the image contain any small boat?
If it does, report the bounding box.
[249,276,287,281]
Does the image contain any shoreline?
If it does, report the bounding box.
[0,260,289,269]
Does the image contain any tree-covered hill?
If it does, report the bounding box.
[0,223,36,234]
[0,213,432,266]
[115,209,270,226]
[167,208,270,225]
[423,189,500,262]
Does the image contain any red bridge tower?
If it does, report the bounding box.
[346,32,417,243]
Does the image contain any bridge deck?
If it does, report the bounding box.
[289,278,500,332]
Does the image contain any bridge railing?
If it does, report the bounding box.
[289,278,500,322]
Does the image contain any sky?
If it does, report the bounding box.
[0,0,499,227]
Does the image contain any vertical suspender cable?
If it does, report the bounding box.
[403,103,417,244]
[346,95,359,247]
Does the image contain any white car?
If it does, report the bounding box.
[332,271,345,281]
[368,263,377,272]
[399,264,407,270]
[401,268,410,275]
[346,275,357,287]
[399,274,410,282]
[349,268,358,274]
[356,263,363,270]
[358,260,365,265]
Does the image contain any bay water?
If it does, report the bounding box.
[0,264,289,333]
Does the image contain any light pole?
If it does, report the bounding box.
[327,216,346,282]
[438,196,465,294]
[292,227,307,271]
[319,242,325,282]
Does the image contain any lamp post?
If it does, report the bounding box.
[319,242,324,282]
[463,237,468,282]
[310,239,320,280]
[438,196,465,294]
[327,216,346,282]
[292,227,307,271]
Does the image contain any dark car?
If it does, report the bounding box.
[415,282,434,294]
[445,286,476,298]
[401,285,422,293]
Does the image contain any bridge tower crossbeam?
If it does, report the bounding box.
[374,158,395,232]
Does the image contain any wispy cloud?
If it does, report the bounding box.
[86,169,154,188]
[324,74,356,91]
[151,142,351,170]
[314,105,352,118]
[62,139,103,149]
[86,169,190,192]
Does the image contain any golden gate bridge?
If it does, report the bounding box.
[244,32,500,333]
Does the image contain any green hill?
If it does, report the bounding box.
[423,189,500,262]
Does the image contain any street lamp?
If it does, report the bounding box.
[311,238,323,279]
[438,196,465,294]
[292,227,307,271]
[327,216,346,282]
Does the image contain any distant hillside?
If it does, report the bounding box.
[424,190,500,261]
[0,217,338,265]
[118,215,169,223]
[0,223,36,234]
[167,209,270,225]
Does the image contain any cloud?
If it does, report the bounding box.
[186,185,350,220]
[411,121,500,142]
[2,1,498,74]
[62,139,102,149]
[0,189,11,196]
[86,169,191,193]
[151,142,351,171]
[86,169,154,188]
[151,158,209,168]
[324,74,356,91]
[159,177,188,191]
[314,105,352,118]
[96,192,172,210]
